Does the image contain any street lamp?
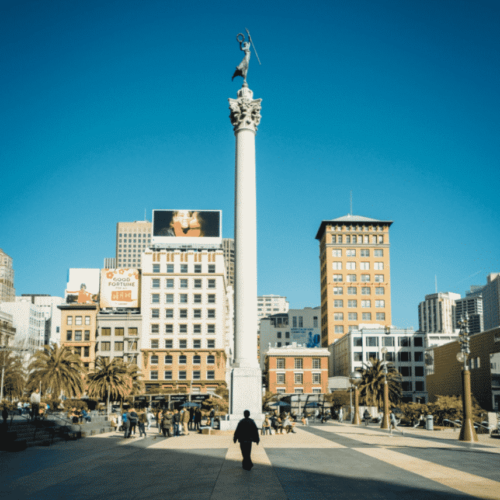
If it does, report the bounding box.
[349,371,362,425]
[380,347,390,429]
[456,313,478,443]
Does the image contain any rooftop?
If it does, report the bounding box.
[315,214,393,240]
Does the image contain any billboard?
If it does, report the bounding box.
[152,210,221,245]
[65,268,100,305]
[291,328,321,348]
[100,269,140,308]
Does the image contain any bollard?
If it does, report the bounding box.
[426,415,434,431]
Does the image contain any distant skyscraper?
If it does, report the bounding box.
[104,258,116,269]
[315,214,393,346]
[0,249,15,303]
[222,238,235,287]
[21,295,64,345]
[116,221,152,269]
[418,292,461,334]
[455,287,483,335]
[482,273,500,331]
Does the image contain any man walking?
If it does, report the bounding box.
[233,410,260,471]
[162,411,173,437]
[181,407,190,436]
[122,409,130,438]
[138,409,147,437]
[173,409,180,436]
[129,408,138,437]
[389,409,404,437]
[30,388,41,421]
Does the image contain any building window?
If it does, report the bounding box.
[375,275,384,282]
[347,287,357,295]
[102,328,111,336]
[414,337,423,347]
[360,262,370,270]
[180,309,188,319]
[75,331,82,341]
[277,373,285,384]
[178,355,187,365]
[101,342,111,351]
[333,274,343,282]
[294,373,303,384]
[180,279,188,289]
[153,264,160,273]
[179,371,187,380]
[332,249,342,257]
[333,287,343,295]
[334,313,344,320]
[361,249,370,257]
[353,337,362,346]
[374,249,383,257]
[277,332,282,338]
[207,309,216,319]
[85,316,90,325]
[193,324,201,334]
[276,358,285,369]
[150,371,158,380]
[179,294,188,304]
[192,294,202,304]
[398,337,410,347]
[207,371,215,380]
[414,351,424,362]
[333,262,342,270]
[312,373,321,384]
[193,309,202,319]
[179,324,188,334]
[348,300,357,307]
[165,309,174,318]
[165,339,173,348]
[366,337,378,347]
[313,316,318,328]
[194,279,202,289]
[165,355,172,364]
[75,316,82,326]
[415,366,424,377]
[376,312,385,320]
[292,317,297,327]
[346,262,356,270]
[374,262,384,270]
[335,325,344,334]
[348,312,358,320]
[152,309,160,319]
[66,317,72,326]
[375,287,384,295]
[361,300,371,308]
[152,294,160,304]
[334,299,343,307]
[150,354,158,364]
[152,279,160,288]
[375,300,385,308]
[164,371,172,380]
[207,340,215,348]
[193,355,201,364]
[194,264,202,273]
[207,355,215,364]
[294,358,303,369]
[361,287,370,295]
[294,388,304,394]
[166,294,174,303]
[382,336,394,347]
[208,279,216,288]
[398,352,411,362]
[84,331,90,341]
[208,264,216,273]
[165,324,173,334]
[193,339,201,348]
[207,324,215,334]
[193,371,201,380]
[166,279,174,288]
[151,324,159,334]
[179,339,187,349]
[167,264,174,273]
[180,264,188,273]
[366,352,378,362]
[312,358,321,369]
[354,352,362,362]
[66,331,72,341]
[84,346,89,357]
[361,275,370,282]
[151,339,159,348]
[208,294,216,303]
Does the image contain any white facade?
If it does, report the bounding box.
[23,296,64,345]
[259,307,321,369]
[0,299,46,352]
[329,327,429,403]
[0,248,15,303]
[257,294,289,321]
[140,248,233,378]
[418,292,461,334]
[222,238,235,288]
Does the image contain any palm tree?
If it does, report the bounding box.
[87,357,132,416]
[0,351,26,400]
[359,358,402,408]
[28,344,84,398]
[125,362,143,396]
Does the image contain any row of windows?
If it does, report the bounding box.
[151,291,216,304]
[151,278,217,289]
[276,373,321,384]
[150,370,215,381]
[152,264,216,274]
[151,323,216,335]
[66,330,91,341]
[332,249,384,257]
[352,336,424,347]
[331,235,384,244]
[100,327,138,336]
[150,339,216,349]
[333,281,385,294]
[353,351,425,365]
[73,346,90,357]
[99,341,128,351]
[334,312,386,321]
[331,225,385,232]
[332,262,384,270]
[334,299,385,308]
[67,316,91,326]
[151,354,215,365]
[276,358,321,369]
[152,307,216,319]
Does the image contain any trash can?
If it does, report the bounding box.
[426,415,434,431]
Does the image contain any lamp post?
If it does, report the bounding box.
[456,313,478,443]
[380,347,390,429]
[349,371,362,425]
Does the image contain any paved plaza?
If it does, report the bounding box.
[2,422,500,500]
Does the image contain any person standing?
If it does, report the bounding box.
[138,409,147,437]
[157,410,163,435]
[30,388,41,421]
[338,407,343,424]
[122,409,130,438]
[181,407,190,436]
[233,410,260,471]
[129,408,138,437]
[209,408,215,428]
[146,408,153,430]
[173,409,180,436]
[363,409,371,427]
[389,409,404,437]
[162,411,173,438]
[194,408,201,431]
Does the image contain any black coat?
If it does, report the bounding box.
[234,417,260,444]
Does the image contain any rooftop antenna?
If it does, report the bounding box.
[350,191,353,216]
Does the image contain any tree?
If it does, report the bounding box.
[324,390,350,410]
[359,358,402,408]
[262,391,278,410]
[87,357,141,415]
[0,351,26,400]
[27,344,84,398]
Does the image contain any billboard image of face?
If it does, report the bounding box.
[100,269,140,308]
[153,210,221,244]
[65,268,100,305]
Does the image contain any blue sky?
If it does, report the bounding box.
[1,0,499,329]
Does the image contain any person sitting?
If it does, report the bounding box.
[261,415,271,435]
[68,407,80,424]
[283,414,296,434]
[81,409,91,423]
[301,414,308,426]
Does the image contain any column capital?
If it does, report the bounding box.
[229,86,262,134]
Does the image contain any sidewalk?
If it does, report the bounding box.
[2,422,500,499]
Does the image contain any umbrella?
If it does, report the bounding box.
[181,402,201,408]
[269,401,291,407]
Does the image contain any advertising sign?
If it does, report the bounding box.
[65,268,100,305]
[100,269,140,308]
[152,210,221,245]
[170,395,188,402]
[291,328,321,348]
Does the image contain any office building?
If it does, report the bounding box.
[222,238,235,288]
[139,247,233,393]
[0,249,15,303]
[257,295,289,321]
[20,295,64,345]
[116,221,152,269]
[258,307,320,369]
[482,273,500,331]
[104,258,116,269]
[418,292,461,334]
[0,310,16,347]
[455,292,483,335]
[316,214,393,346]
[265,345,330,394]
[329,327,428,403]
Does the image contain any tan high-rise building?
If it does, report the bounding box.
[116,221,152,269]
[222,238,235,287]
[0,249,15,303]
[316,214,393,346]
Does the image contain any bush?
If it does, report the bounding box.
[62,399,88,413]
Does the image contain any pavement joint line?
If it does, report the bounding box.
[354,446,500,500]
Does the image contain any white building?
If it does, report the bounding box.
[116,220,152,269]
[0,298,46,352]
[20,295,64,345]
[222,238,235,288]
[258,307,321,370]
[0,248,15,303]
[139,248,233,391]
[418,292,461,334]
[329,326,430,403]
[257,295,289,321]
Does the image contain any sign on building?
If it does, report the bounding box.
[65,268,100,305]
[100,269,140,308]
[291,328,321,347]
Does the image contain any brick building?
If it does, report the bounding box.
[426,326,500,411]
[265,345,330,394]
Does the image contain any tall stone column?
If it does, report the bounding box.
[224,85,263,426]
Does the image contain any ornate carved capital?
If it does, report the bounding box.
[229,86,262,133]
